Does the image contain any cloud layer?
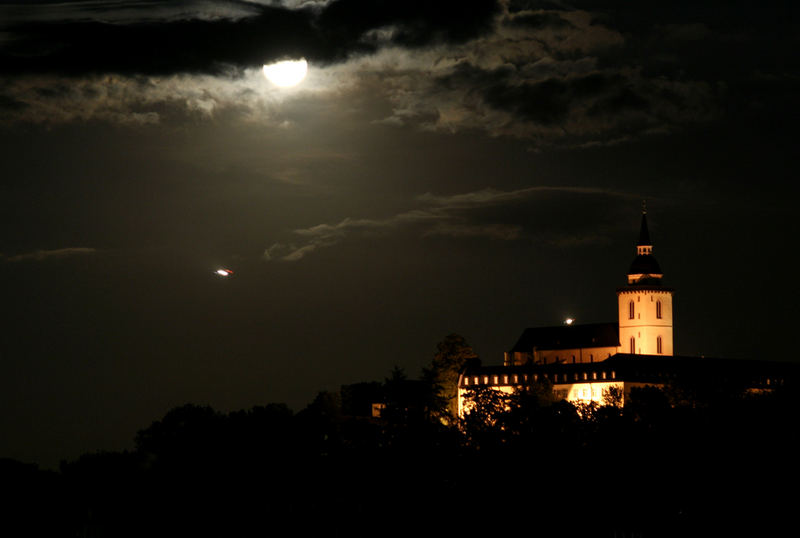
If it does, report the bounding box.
[2,1,796,149]
[2,247,96,262]
[0,0,501,75]
[263,185,636,261]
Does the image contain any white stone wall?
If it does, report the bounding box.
[618,289,673,355]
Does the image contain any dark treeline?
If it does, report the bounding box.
[2,335,799,537]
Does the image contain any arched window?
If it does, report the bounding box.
[656,300,662,319]
[657,336,663,354]
[630,337,636,354]
[629,300,635,319]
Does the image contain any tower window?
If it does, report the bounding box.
[630,337,636,354]
[629,300,635,319]
[657,336,663,354]
[656,300,662,319]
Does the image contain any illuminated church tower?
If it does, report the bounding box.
[617,206,674,355]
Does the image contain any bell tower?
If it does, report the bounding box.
[617,204,674,355]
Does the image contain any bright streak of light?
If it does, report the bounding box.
[215,268,233,277]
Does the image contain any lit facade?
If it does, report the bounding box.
[458,208,799,415]
[502,209,673,369]
[617,208,674,356]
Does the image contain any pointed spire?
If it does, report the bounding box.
[638,201,651,247]
[628,202,661,284]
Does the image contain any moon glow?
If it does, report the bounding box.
[262,59,308,87]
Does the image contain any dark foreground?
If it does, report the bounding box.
[2,384,798,538]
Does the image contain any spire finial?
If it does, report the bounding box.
[642,199,647,215]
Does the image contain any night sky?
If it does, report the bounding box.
[1,0,798,468]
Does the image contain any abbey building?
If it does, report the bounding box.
[457,209,792,414]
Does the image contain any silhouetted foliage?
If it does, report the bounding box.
[0,459,67,537]
[425,333,479,420]
[6,360,800,537]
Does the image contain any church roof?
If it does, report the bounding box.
[628,254,662,275]
[509,322,619,353]
[637,211,651,246]
[627,207,663,279]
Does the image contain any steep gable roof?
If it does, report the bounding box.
[509,322,619,353]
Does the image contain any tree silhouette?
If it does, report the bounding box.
[425,333,478,420]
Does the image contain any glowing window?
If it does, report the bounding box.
[656,300,662,319]
[492,375,498,384]
[503,375,509,384]
[592,372,597,380]
[629,301,635,319]
[464,377,469,386]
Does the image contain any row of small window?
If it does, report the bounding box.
[463,371,617,386]
[628,300,663,319]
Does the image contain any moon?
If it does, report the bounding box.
[262,59,308,87]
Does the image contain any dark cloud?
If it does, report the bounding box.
[484,76,569,125]
[451,67,637,126]
[586,86,648,116]
[0,0,501,76]
[506,11,574,30]
[317,0,501,48]
[0,92,27,111]
[506,0,568,13]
